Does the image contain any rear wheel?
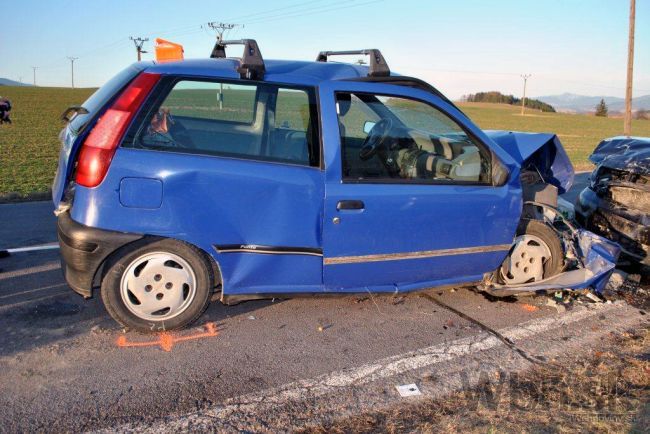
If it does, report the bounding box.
[101,239,213,332]
[499,219,563,285]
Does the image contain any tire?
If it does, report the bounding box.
[101,238,214,332]
[499,219,564,285]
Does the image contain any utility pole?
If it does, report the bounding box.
[31,66,37,86]
[130,37,149,61]
[67,57,78,89]
[206,22,240,109]
[624,0,636,136]
[520,74,531,115]
[18,76,23,84]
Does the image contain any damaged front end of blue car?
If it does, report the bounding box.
[481,131,621,297]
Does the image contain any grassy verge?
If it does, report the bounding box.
[302,326,649,433]
[458,102,650,172]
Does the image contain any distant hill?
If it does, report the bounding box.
[461,91,556,112]
[0,78,33,87]
[536,93,650,114]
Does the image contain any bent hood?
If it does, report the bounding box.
[484,131,574,194]
[589,136,650,174]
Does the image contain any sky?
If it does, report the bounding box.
[1,0,649,100]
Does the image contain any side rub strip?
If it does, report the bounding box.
[214,244,323,256]
[324,244,512,265]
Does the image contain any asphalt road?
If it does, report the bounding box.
[1,173,623,433]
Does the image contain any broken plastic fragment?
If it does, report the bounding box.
[396,383,422,397]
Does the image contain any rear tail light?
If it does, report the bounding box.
[75,72,160,187]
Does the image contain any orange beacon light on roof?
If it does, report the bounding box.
[155,38,184,62]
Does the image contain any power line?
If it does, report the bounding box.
[25,0,375,76]
[67,57,78,88]
[130,36,149,61]
[206,22,239,42]
[225,0,329,23]
[243,0,383,25]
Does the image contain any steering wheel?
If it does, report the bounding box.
[359,118,393,161]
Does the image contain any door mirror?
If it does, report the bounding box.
[363,120,376,134]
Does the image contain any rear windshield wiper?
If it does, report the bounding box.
[60,106,89,123]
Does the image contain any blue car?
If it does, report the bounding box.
[54,40,617,332]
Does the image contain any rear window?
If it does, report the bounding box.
[69,64,144,133]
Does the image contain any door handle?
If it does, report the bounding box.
[337,200,365,210]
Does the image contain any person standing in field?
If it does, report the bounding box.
[0,96,12,124]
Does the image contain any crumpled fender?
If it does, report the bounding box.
[482,229,619,295]
[484,131,574,194]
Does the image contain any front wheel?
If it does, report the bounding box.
[499,219,564,285]
[101,239,214,332]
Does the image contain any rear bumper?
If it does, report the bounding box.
[58,211,142,297]
[576,187,650,265]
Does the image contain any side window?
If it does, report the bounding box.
[336,92,491,184]
[128,79,319,167]
[267,88,315,165]
[274,89,310,131]
[164,81,256,123]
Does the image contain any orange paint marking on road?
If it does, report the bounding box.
[520,303,538,312]
[116,322,218,352]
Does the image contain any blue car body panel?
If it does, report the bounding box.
[71,149,325,295]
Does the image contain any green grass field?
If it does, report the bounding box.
[1,85,649,199]
[0,86,95,199]
[457,101,650,171]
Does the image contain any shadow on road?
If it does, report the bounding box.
[0,250,281,357]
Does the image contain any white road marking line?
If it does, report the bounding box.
[0,262,61,281]
[0,283,68,300]
[0,290,71,309]
[5,242,60,253]
[105,303,625,433]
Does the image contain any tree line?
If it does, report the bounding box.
[461,91,556,112]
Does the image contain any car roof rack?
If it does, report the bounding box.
[316,49,390,77]
[210,39,265,80]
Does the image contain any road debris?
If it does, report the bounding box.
[582,291,603,303]
[606,269,628,290]
[396,383,421,397]
[520,303,538,312]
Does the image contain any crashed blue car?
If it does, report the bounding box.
[53,40,618,332]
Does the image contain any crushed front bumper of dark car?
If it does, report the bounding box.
[575,137,650,265]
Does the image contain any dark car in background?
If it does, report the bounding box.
[575,136,650,266]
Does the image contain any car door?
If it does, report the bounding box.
[319,81,522,291]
